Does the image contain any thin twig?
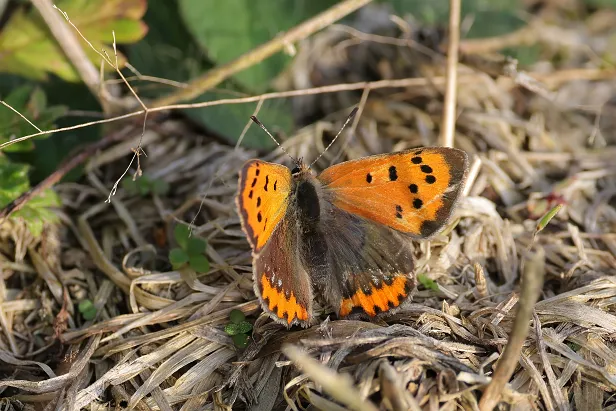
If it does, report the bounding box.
[150,0,373,108]
[441,0,461,148]
[1,76,468,151]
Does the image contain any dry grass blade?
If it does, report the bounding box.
[282,344,380,411]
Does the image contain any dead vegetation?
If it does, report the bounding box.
[1,1,616,410]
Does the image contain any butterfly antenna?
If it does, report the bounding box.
[309,107,359,168]
[250,116,296,163]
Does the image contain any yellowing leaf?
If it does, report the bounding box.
[0,0,148,82]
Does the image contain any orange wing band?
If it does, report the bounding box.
[339,275,411,317]
[260,274,309,324]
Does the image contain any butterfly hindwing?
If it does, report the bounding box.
[254,217,313,327]
[318,147,469,239]
[236,160,292,253]
[301,204,416,319]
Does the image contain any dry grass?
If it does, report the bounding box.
[2,3,616,411]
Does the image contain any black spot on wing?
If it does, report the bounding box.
[249,190,253,199]
[411,156,422,164]
[389,166,398,181]
[251,178,257,188]
[366,173,372,183]
[413,199,423,209]
[274,180,277,191]
[426,175,436,184]
[257,197,261,207]
[409,184,418,194]
[395,204,403,219]
[420,165,433,174]
[257,212,262,222]
[264,175,269,191]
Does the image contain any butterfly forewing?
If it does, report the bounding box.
[317,147,469,239]
[236,160,292,253]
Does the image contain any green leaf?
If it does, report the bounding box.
[183,93,293,149]
[178,0,339,92]
[0,85,67,152]
[188,254,210,273]
[232,333,249,348]
[229,309,246,324]
[236,320,253,334]
[150,179,170,196]
[417,274,439,291]
[78,299,97,321]
[0,0,148,81]
[224,322,240,336]
[126,1,212,99]
[186,237,207,256]
[174,224,191,249]
[169,248,189,269]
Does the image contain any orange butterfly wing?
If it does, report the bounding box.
[318,147,468,239]
[236,160,292,253]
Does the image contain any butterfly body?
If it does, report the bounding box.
[236,147,469,327]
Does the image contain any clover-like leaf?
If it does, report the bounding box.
[232,333,249,348]
[224,322,240,336]
[169,248,189,269]
[0,0,148,81]
[236,321,253,334]
[78,299,97,321]
[186,237,207,256]
[173,224,190,250]
[188,254,210,273]
[229,309,246,324]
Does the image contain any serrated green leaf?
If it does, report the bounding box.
[417,274,439,291]
[232,333,249,348]
[188,254,210,273]
[174,224,191,249]
[229,309,246,324]
[78,299,97,321]
[0,0,148,82]
[224,322,240,336]
[186,237,207,256]
[169,248,189,268]
[236,321,252,334]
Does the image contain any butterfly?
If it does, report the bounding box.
[236,112,469,327]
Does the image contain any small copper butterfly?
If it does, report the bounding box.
[236,108,469,327]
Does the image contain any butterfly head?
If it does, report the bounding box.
[291,158,314,180]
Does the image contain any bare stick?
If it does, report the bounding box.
[441,0,461,148]
[30,0,102,103]
[478,246,546,410]
[151,0,372,108]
